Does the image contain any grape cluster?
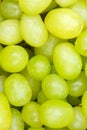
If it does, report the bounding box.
[0,0,87,130]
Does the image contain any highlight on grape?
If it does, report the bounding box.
[0,0,87,130]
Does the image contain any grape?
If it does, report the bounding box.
[45,8,83,39]
[20,13,48,47]
[0,92,12,130]
[0,75,7,93]
[42,74,69,99]
[75,29,87,56]
[22,101,43,127]
[0,19,23,45]
[55,0,78,7]
[37,90,48,105]
[19,0,52,16]
[34,33,66,63]
[0,0,22,19]
[20,67,41,100]
[68,106,87,130]
[9,108,24,130]
[67,71,87,97]
[40,99,75,128]
[53,42,82,80]
[4,73,32,106]
[27,55,51,81]
[0,45,29,73]
[70,0,87,28]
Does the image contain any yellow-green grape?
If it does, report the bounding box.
[85,63,87,77]
[9,108,24,130]
[42,0,58,14]
[22,102,43,127]
[37,90,48,105]
[20,14,48,47]
[4,73,32,106]
[75,29,87,56]
[40,99,75,128]
[68,106,87,130]
[53,42,82,80]
[45,126,69,130]
[19,0,52,16]
[0,92,12,130]
[0,0,22,19]
[55,0,78,7]
[34,33,66,63]
[0,45,29,73]
[82,90,87,117]
[0,75,7,93]
[69,0,87,28]
[82,56,87,70]
[45,8,83,39]
[20,67,41,101]
[0,19,23,45]
[0,13,5,22]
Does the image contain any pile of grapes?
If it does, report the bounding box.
[0,0,87,130]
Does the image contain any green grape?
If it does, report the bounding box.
[85,63,87,77]
[22,101,43,127]
[67,95,81,107]
[0,45,29,73]
[0,13,5,22]
[0,0,22,19]
[4,73,32,106]
[40,99,75,128]
[0,19,23,45]
[19,0,52,16]
[45,8,83,39]
[42,74,69,99]
[55,0,78,7]
[82,56,87,70]
[82,90,87,117]
[67,71,87,97]
[20,13,48,47]
[37,90,48,105]
[20,67,41,101]
[68,106,87,130]
[8,108,24,130]
[42,0,58,14]
[28,127,46,130]
[0,92,12,130]
[0,75,7,93]
[34,33,65,63]
[75,29,87,56]
[27,55,51,81]
[53,42,82,80]
[69,0,87,28]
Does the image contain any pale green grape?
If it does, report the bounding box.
[20,14,48,47]
[20,67,41,100]
[45,8,83,39]
[82,90,87,117]
[0,92,12,130]
[37,90,48,105]
[42,74,69,99]
[27,55,51,81]
[70,0,87,28]
[19,0,52,16]
[4,73,32,106]
[34,33,66,63]
[0,19,23,45]
[28,127,46,130]
[75,29,87,56]
[8,108,24,130]
[53,42,82,80]
[0,45,29,73]
[67,71,87,97]
[0,75,7,93]
[22,101,43,127]
[40,99,75,128]
[55,0,78,7]
[0,0,22,19]
[68,106,87,130]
